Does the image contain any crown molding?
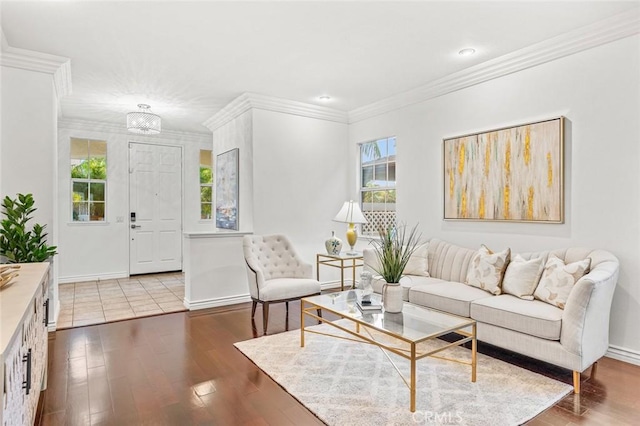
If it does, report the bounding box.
[203,93,253,130]
[58,117,211,143]
[348,9,640,123]
[248,93,349,123]
[203,92,349,131]
[0,44,72,98]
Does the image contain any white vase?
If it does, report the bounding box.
[382,282,403,313]
[325,231,343,255]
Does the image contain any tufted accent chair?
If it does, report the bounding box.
[243,234,321,333]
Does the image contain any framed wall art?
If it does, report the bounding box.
[215,148,239,230]
[443,117,564,223]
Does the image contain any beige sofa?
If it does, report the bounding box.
[362,238,619,393]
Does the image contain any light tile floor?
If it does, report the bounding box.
[57,272,185,329]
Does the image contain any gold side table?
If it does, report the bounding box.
[316,252,364,291]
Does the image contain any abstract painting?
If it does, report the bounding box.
[216,148,239,230]
[443,117,563,222]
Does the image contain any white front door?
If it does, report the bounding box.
[129,142,182,275]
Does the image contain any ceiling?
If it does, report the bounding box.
[1,1,638,134]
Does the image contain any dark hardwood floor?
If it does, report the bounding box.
[39,300,640,425]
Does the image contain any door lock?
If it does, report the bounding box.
[131,224,141,229]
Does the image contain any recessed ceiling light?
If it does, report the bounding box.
[318,95,331,101]
[458,48,476,57]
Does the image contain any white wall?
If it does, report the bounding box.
[183,232,251,309]
[349,36,640,356]
[57,120,211,282]
[1,65,60,327]
[208,108,350,287]
[252,109,350,272]
[1,67,56,235]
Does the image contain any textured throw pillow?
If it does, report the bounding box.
[465,245,511,295]
[502,254,545,300]
[403,244,430,277]
[534,255,591,309]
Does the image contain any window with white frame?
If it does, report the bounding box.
[359,136,396,235]
[70,138,107,222]
[200,149,213,220]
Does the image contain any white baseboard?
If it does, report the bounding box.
[58,271,129,284]
[606,344,640,366]
[184,294,252,310]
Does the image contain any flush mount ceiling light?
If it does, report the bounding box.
[458,48,476,57]
[127,104,161,135]
[318,95,331,101]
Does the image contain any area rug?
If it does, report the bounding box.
[234,321,572,425]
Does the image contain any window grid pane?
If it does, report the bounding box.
[201,203,212,220]
[90,202,106,221]
[201,185,212,203]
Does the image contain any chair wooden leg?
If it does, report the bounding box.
[262,302,270,334]
[591,361,598,379]
[573,370,581,394]
[251,301,257,318]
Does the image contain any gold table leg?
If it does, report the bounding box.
[300,301,305,348]
[471,323,477,382]
[410,342,417,412]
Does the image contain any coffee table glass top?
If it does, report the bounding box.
[303,290,475,343]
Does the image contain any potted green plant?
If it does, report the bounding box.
[370,223,421,312]
[0,193,57,263]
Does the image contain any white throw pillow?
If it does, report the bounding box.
[465,245,510,295]
[534,255,591,309]
[403,244,430,277]
[502,254,545,300]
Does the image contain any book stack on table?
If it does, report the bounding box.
[357,298,382,312]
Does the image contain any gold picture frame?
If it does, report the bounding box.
[443,117,564,223]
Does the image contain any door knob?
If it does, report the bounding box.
[131,224,141,229]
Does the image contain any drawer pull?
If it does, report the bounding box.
[22,348,32,395]
[44,298,50,325]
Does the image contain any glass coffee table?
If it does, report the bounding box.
[300,290,477,412]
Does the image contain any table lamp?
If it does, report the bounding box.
[333,200,368,255]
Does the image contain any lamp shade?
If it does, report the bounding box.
[127,104,161,135]
[333,200,367,224]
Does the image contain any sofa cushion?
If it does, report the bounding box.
[534,255,591,309]
[427,239,477,283]
[409,281,493,317]
[404,243,430,277]
[465,245,510,295]
[502,254,545,300]
[471,295,563,340]
[373,275,446,301]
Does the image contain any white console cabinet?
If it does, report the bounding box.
[0,263,50,426]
